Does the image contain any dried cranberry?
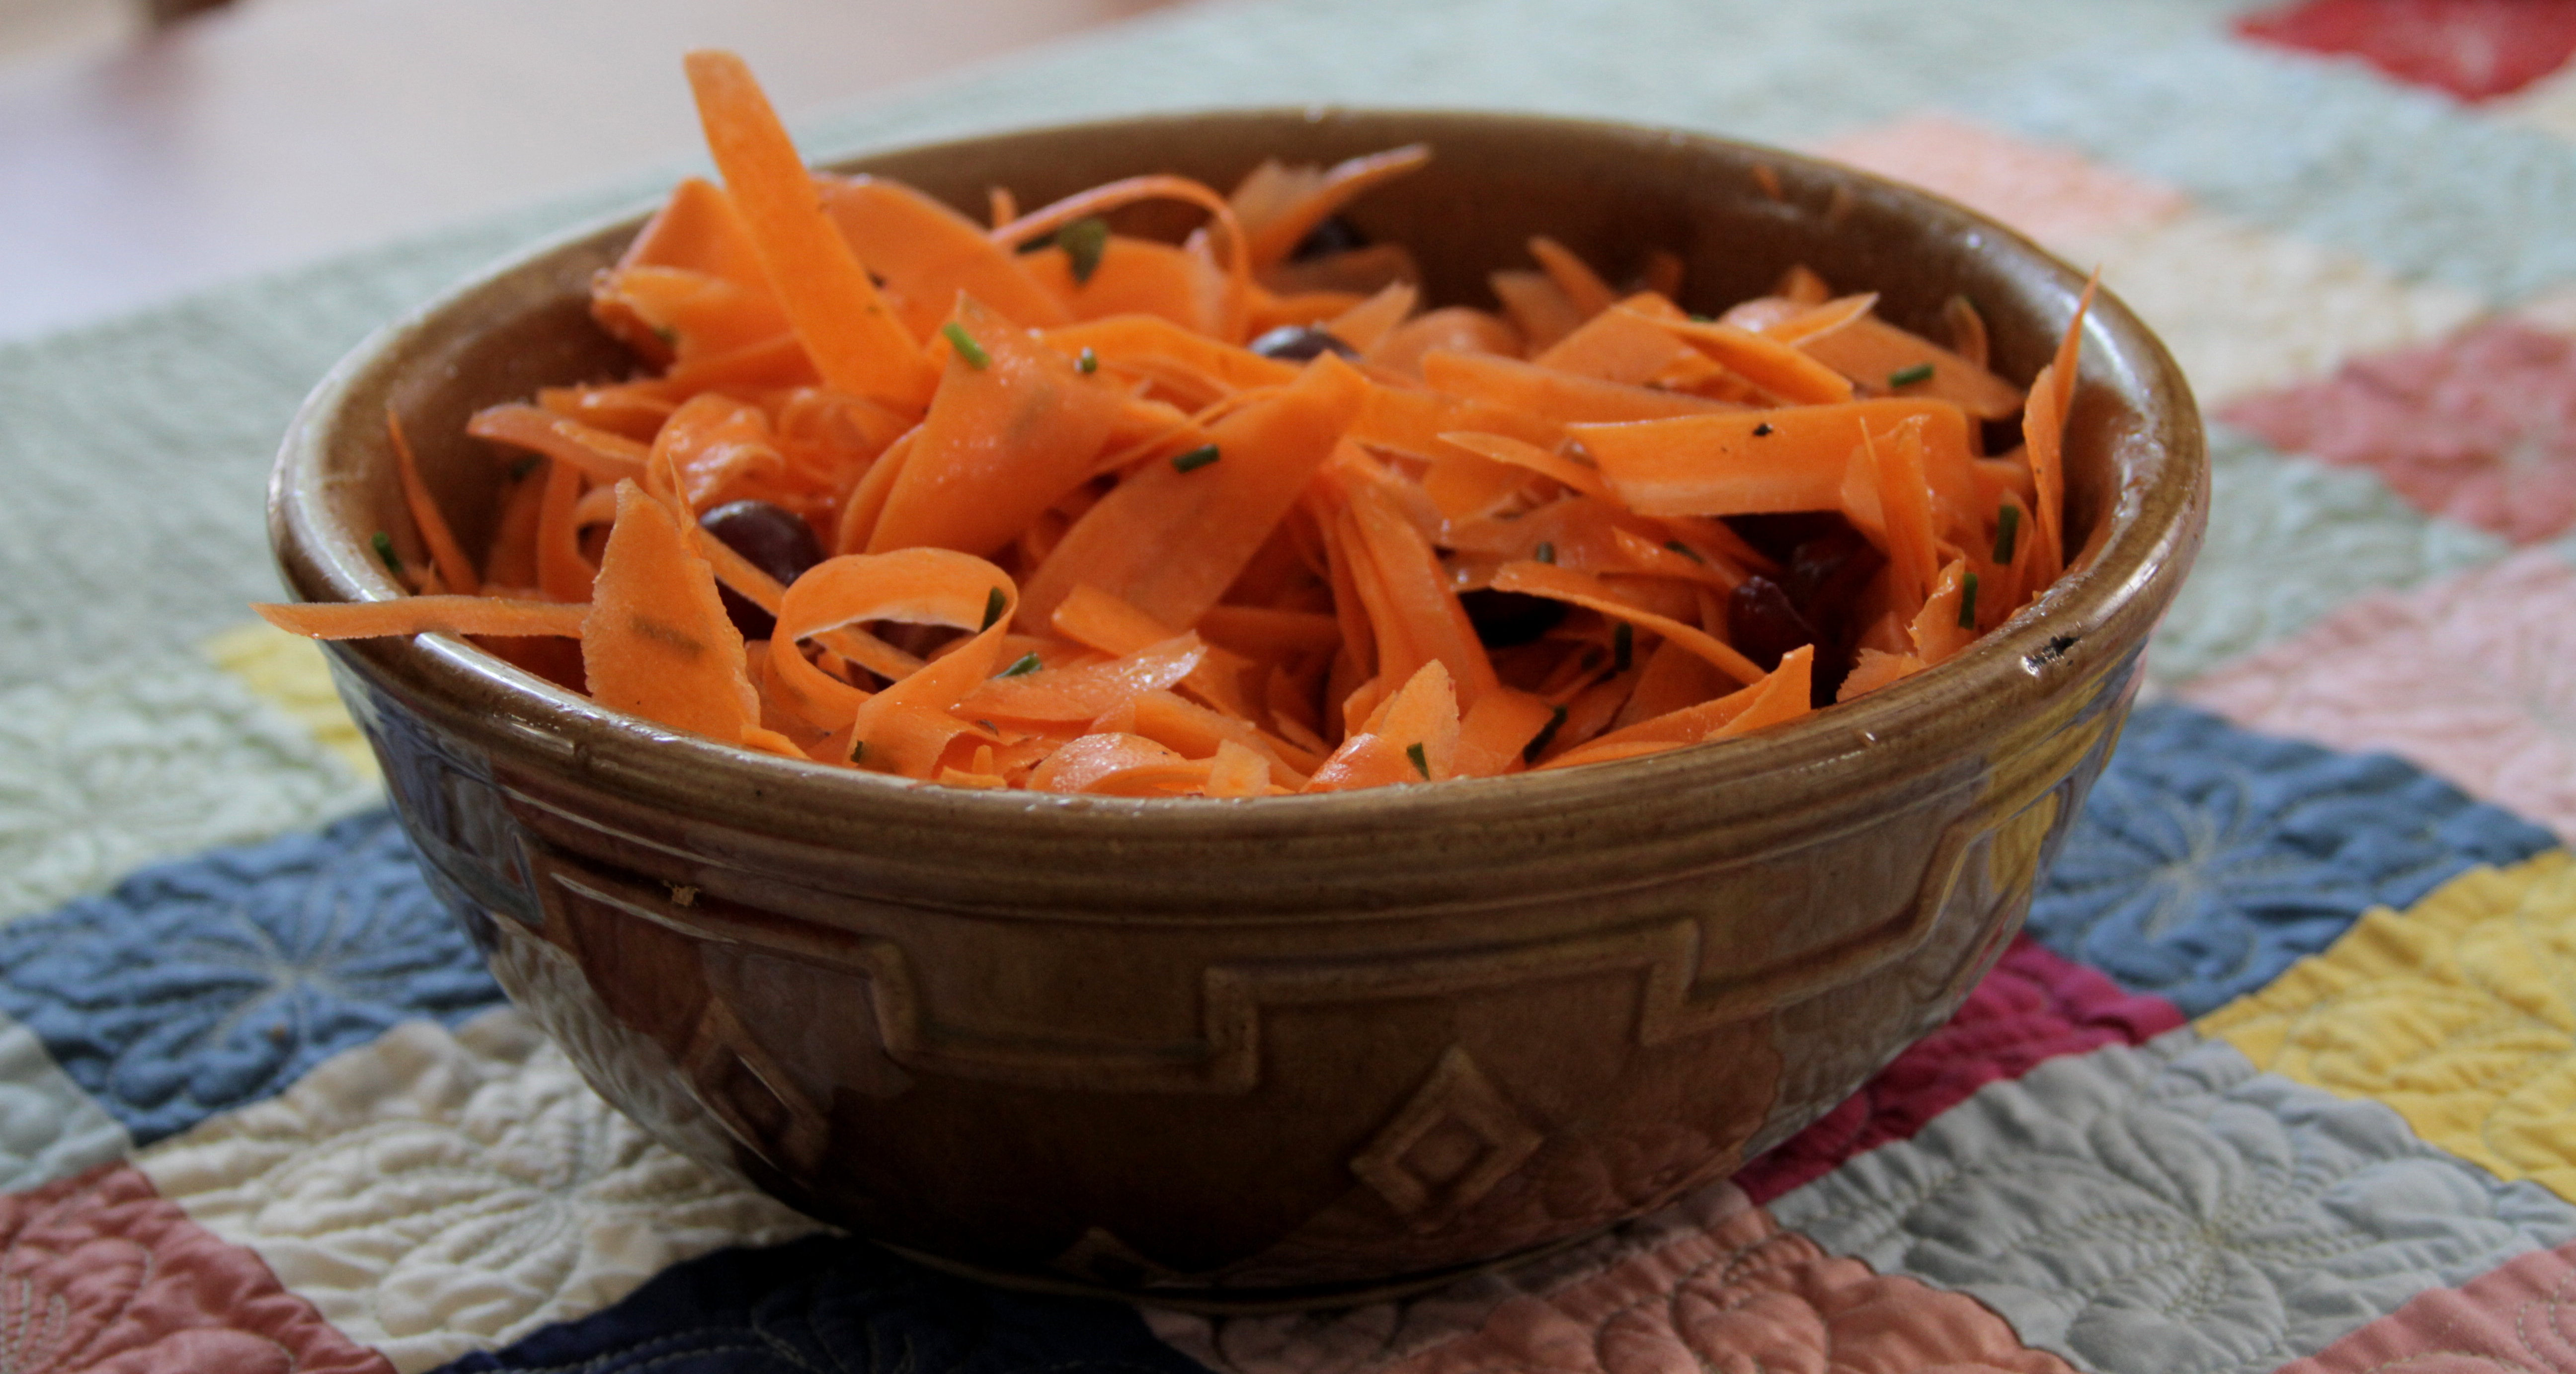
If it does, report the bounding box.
[1727,575,1818,672]
[1249,325,1360,362]
[699,500,822,641]
[1460,588,1567,647]
[1290,215,1368,261]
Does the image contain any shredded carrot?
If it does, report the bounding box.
[260,50,2085,793]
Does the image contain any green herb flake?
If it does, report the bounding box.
[1077,346,1099,375]
[1888,361,1936,388]
[1405,742,1430,779]
[1611,621,1634,674]
[1957,572,1981,629]
[370,532,404,577]
[980,587,1008,631]
[651,323,680,348]
[849,739,867,764]
[1664,539,1704,564]
[1060,216,1111,285]
[1172,444,1221,473]
[1532,540,1557,565]
[1523,704,1570,763]
[1992,502,2021,564]
[506,456,541,481]
[999,651,1044,678]
[941,322,992,370]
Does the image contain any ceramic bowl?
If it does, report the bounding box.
[267,109,2206,1309]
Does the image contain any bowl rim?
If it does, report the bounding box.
[269,104,2207,845]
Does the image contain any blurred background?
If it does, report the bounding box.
[0,0,1192,341]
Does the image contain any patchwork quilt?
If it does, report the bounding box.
[4,0,2575,1368]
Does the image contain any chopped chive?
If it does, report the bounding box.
[1752,422,1775,437]
[1888,362,1936,387]
[1533,540,1557,565]
[1523,704,1569,763]
[849,739,867,763]
[1611,621,1634,674]
[1992,503,2021,564]
[506,456,540,481]
[1664,539,1704,564]
[999,651,1043,678]
[1958,572,1981,629]
[1172,444,1221,473]
[1059,216,1110,285]
[370,531,404,577]
[652,323,680,348]
[1688,313,1714,323]
[980,586,1007,631]
[1405,742,1430,779]
[941,322,992,370]
[1077,346,1099,375]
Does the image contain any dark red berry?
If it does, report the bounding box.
[699,500,822,641]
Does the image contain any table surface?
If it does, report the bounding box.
[2,1,2576,1372]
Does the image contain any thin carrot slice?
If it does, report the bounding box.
[1241,145,1432,269]
[581,480,763,744]
[1196,605,1342,656]
[1306,659,1457,789]
[1532,295,1700,384]
[1909,558,1977,662]
[1025,235,1236,339]
[255,596,587,641]
[468,405,651,486]
[387,411,479,597]
[1870,416,1943,611]
[1030,732,1190,793]
[1436,431,1609,498]
[1348,382,1560,461]
[1571,397,1971,519]
[1526,236,1619,319]
[954,633,1207,725]
[989,173,1250,337]
[1344,477,1499,706]
[683,51,935,407]
[1046,315,1300,394]
[1022,352,1368,630]
[1488,560,1764,685]
[1368,306,1523,376]
[816,174,1072,334]
[1422,350,1733,425]
[1639,310,1855,404]
[1544,644,1812,768]
[2025,271,2099,585]
[1452,686,1556,777]
[1202,739,1277,797]
[1800,313,2022,419]
[1839,647,1928,702]
[869,297,1127,557]
[1761,292,1878,345]
[1488,270,1583,352]
[536,456,594,602]
[1325,281,1418,353]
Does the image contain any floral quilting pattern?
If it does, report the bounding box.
[2025,702,2558,1016]
[2182,548,2576,840]
[424,1231,1200,1374]
[1770,1033,2576,1374]
[0,809,503,1145]
[2223,318,2576,545]
[1813,113,2188,244]
[204,622,381,780]
[1735,935,2183,1203]
[2273,1232,2576,1373]
[0,651,376,927]
[0,1161,392,1373]
[2147,426,2506,689]
[0,1012,127,1195]
[2202,851,2576,1203]
[138,1010,824,1374]
[1380,1183,2072,1374]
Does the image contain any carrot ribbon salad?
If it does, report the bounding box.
[257,50,2090,797]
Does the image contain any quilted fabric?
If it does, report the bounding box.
[0,1162,393,1374]
[426,1231,1202,1374]
[3,0,2576,1370]
[0,651,375,927]
[0,810,504,1146]
[137,1010,823,1373]
[1769,1033,2576,1374]
[2203,851,2576,1204]
[2025,702,2559,1016]
[2184,549,2576,839]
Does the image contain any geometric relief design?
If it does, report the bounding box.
[2223,318,2576,546]
[1770,1033,2576,1374]
[424,1232,1206,1373]
[2148,426,2507,690]
[2273,1232,2576,1373]
[2026,703,2559,1017]
[1349,1048,1545,1233]
[138,1010,821,1374]
[0,809,504,1145]
[0,1162,393,1374]
[2182,549,2576,840]
[2202,851,2576,1204]
[0,1010,129,1195]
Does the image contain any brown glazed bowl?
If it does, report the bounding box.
[269,110,2206,1309]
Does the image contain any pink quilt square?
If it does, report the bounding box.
[1735,936,2183,1204]
[2182,549,2576,841]
[2238,0,2576,103]
[2273,1234,2576,1372]
[0,1162,389,1374]
[2223,319,2576,546]
[1814,114,2188,245]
